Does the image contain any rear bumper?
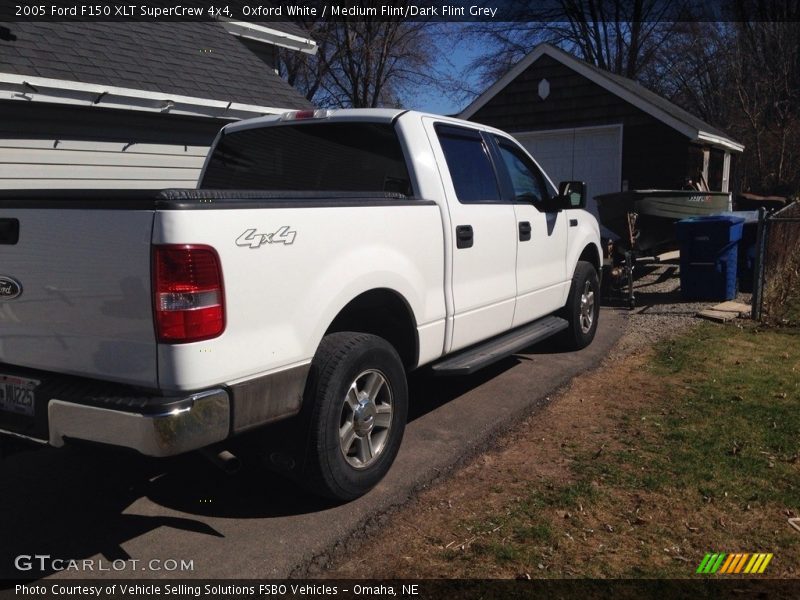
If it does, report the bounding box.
[0,361,231,456]
[47,389,230,457]
[0,361,309,456]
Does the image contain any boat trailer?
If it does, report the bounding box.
[602,212,662,309]
[603,243,662,309]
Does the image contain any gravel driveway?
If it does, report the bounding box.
[610,257,752,354]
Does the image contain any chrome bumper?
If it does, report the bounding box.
[48,389,230,457]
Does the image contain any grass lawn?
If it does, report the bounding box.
[329,322,800,578]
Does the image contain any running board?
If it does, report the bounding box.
[431,316,569,376]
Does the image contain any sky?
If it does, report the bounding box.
[398,25,489,116]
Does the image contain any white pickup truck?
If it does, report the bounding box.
[0,109,601,500]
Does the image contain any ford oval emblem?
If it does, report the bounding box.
[0,276,22,300]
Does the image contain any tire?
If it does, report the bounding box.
[557,261,600,350]
[300,332,408,501]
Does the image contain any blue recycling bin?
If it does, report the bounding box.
[739,243,757,293]
[735,213,760,293]
[675,215,745,301]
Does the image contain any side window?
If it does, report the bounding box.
[496,139,550,204]
[436,128,501,203]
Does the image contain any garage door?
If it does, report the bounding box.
[514,125,622,221]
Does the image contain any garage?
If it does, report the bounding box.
[461,43,743,203]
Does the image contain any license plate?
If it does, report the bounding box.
[0,374,39,417]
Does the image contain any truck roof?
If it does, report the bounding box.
[224,108,408,134]
[223,108,518,141]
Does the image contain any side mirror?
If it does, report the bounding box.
[556,181,587,209]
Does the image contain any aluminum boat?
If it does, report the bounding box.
[596,189,733,253]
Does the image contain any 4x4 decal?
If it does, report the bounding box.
[236,226,297,248]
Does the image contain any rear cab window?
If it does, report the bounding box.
[435,125,501,203]
[201,122,413,196]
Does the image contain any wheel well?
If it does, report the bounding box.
[325,289,418,369]
[578,244,601,272]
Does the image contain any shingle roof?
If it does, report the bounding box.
[462,43,742,152]
[577,54,735,142]
[0,21,314,109]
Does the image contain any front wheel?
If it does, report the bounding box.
[557,261,600,350]
[300,332,408,501]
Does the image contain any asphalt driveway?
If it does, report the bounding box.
[0,309,624,580]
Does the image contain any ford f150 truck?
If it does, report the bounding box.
[0,109,601,500]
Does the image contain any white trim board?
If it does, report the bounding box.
[0,138,209,156]
[460,44,744,153]
[0,73,297,120]
[219,20,318,55]
[722,152,731,193]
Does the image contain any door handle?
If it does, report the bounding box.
[569,218,578,227]
[518,221,531,241]
[455,225,473,249]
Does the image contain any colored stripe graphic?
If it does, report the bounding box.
[710,553,726,573]
[696,554,712,574]
[734,553,750,573]
[701,553,718,573]
[744,554,760,573]
[747,554,765,574]
[719,554,735,573]
[698,552,773,574]
[758,554,773,573]
[721,553,740,574]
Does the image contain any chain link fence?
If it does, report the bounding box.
[753,202,800,325]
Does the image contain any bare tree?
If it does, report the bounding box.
[278,13,444,108]
[278,19,337,103]
[731,6,800,194]
[321,20,436,107]
[464,0,683,85]
[652,1,799,195]
[640,22,735,125]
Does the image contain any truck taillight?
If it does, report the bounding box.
[153,245,225,343]
[280,109,332,121]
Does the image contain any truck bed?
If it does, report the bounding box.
[0,188,441,392]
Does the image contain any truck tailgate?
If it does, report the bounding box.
[0,207,157,388]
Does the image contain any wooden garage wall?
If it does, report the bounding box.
[0,102,228,189]
[468,55,696,190]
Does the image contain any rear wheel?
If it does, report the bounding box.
[301,332,408,501]
[557,261,600,350]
